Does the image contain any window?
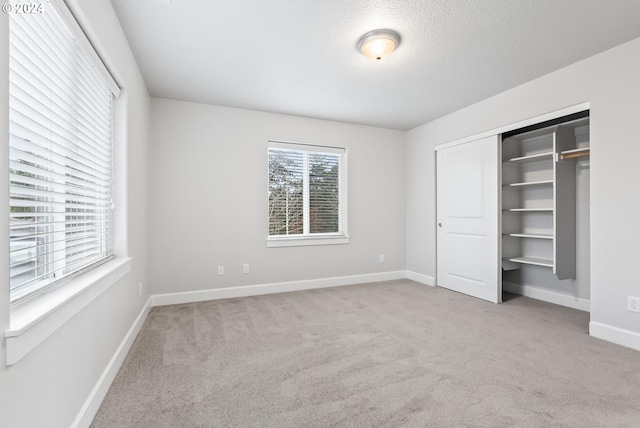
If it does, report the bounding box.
[9,1,120,302]
[267,141,348,247]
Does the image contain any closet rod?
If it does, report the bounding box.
[561,149,590,160]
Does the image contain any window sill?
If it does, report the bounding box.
[266,235,350,248]
[5,257,132,366]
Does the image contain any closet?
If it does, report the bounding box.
[500,111,590,307]
[436,107,591,310]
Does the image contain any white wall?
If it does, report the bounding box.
[0,1,150,427]
[406,37,640,346]
[149,98,406,295]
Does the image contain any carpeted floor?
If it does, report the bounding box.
[91,280,640,427]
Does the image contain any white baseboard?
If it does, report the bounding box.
[152,271,407,307]
[71,296,153,428]
[589,321,640,352]
[405,271,435,286]
[502,281,590,312]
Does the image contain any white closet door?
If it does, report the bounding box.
[436,135,501,303]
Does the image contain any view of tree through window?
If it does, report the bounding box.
[269,149,304,235]
[268,145,342,237]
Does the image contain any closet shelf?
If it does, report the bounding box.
[503,180,553,188]
[504,208,553,212]
[505,233,553,240]
[506,256,553,268]
[504,152,554,164]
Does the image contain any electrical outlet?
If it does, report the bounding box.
[628,296,640,313]
[217,265,224,275]
[379,254,385,263]
[243,264,249,274]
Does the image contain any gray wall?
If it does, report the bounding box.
[0,1,150,427]
[406,37,640,343]
[149,98,406,295]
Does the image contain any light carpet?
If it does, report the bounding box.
[91,280,640,427]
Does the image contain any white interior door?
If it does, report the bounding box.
[436,135,501,303]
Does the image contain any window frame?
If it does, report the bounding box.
[5,0,128,366]
[267,141,349,248]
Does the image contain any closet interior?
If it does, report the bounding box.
[501,111,591,308]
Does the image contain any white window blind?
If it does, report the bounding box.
[9,2,117,302]
[268,142,346,239]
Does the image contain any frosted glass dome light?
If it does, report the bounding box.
[358,29,400,61]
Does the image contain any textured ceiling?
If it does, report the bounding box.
[110,0,640,130]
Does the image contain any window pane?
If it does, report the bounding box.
[309,153,339,233]
[268,149,304,235]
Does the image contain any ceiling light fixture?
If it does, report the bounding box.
[357,29,400,61]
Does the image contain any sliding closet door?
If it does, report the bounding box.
[436,135,501,303]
